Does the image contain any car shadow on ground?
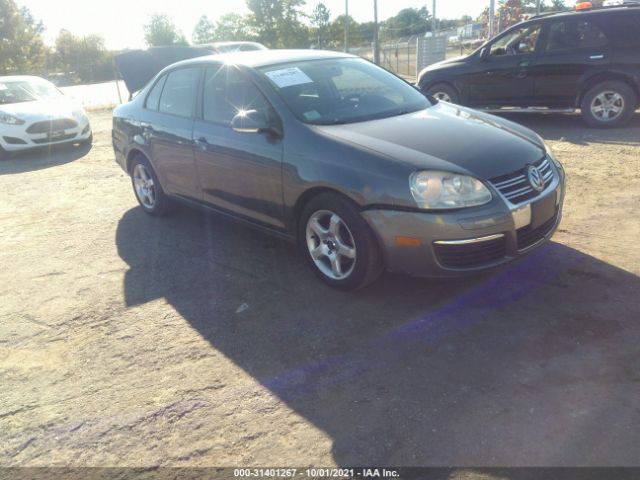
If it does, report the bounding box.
[116,204,640,466]
[0,143,91,175]
[497,111,640,146]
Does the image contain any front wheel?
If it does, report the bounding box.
[580,81,637,128]
[299,193,384,290]
[425,83,460,104]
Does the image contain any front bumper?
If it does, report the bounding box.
[362,166,565,277]
[0,120,92,153]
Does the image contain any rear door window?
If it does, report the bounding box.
[158,67,201,118]
[545,19,608,52]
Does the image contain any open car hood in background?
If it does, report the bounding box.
[114,46,215,95]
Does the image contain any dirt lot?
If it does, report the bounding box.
[1,110,639,467]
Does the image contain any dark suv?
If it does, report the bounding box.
[418,3,640,127]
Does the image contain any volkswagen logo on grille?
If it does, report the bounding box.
[527,165,545,192]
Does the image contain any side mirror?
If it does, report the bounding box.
[479,47,489,60]
[231,109,270,133]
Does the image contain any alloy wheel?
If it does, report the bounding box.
[590,91,624,122]
[133,163,156,209]
[305,210,357,280]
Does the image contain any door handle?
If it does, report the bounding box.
[589,54,605,60]
[518,61,530,68]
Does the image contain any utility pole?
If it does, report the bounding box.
[536,0,541,14]
[344,0,349,52]
[373,0,380,64]
[432,0,437,35]
[489,0,496,38]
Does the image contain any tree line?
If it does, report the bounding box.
[1,0,574,84]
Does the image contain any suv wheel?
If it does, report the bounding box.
[426,83,460,104]
[300,193,384,290]
[130,155,170,216]
[580,81,637,128]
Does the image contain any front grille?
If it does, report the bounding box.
[31,133,77,144]
[490,157,554,204]
[434,235,507,269]
[517,210,559,250]
[26,118,78,134]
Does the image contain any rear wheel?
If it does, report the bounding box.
[130,155,170,216]
[580,81,636,128]
[299,193,384,290]
[426,83,460,104]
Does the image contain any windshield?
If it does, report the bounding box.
[259,57,430,125]
[0,78,63,105]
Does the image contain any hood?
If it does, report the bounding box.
[314,102,545,180]
[114,46,215,94]
[420,55,470,77]
[0,97,85,123]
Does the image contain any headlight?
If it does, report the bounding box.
[409,170,492,209]
[73,109,87,121]
[0,113,25,125]
[544,141,564,171]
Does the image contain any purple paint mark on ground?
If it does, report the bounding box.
[263,243,586,402]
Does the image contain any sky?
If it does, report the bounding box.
[16,0,488,50]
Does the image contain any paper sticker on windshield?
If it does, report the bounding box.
[265,67,313,88]
[0,84,7,91]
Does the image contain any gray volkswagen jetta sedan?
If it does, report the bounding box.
[112,50,565,290]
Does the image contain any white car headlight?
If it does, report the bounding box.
[0,112,25,125]
[410,170,492,209]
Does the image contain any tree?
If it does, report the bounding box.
[192,15,215,44]
[380,7,430,41]
[327,15,362,49]
[246,0,309,48]
[54,30,111,84]
[144,14,188,47]
[213,13,255,41]
[310,2,331,47]
[0,0,47,75]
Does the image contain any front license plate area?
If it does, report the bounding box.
[530,191,557,229]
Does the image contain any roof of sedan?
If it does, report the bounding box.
[0,75,44,82]
[175,49,355,69]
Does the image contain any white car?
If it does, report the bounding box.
[0,75,92,159]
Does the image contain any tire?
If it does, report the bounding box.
[580,81,637,128]
[299,193,384,290]
[129,155,170,216]
[425,83,460,104]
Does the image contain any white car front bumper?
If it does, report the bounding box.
[1,117,92,152]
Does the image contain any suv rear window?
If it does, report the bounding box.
[602,13,640,47]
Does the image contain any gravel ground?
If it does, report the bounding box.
[0,110,639,467]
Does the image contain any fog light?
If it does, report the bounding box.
[512,204,532,230]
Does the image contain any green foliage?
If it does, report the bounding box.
[246,0,309,48]
[192,15,216,44]
[0,0,47,75]
[144,14,188,47]
[327,15,362,49]
[310,2,331,47]
[380,7,431,41]
[54,30,111,84]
